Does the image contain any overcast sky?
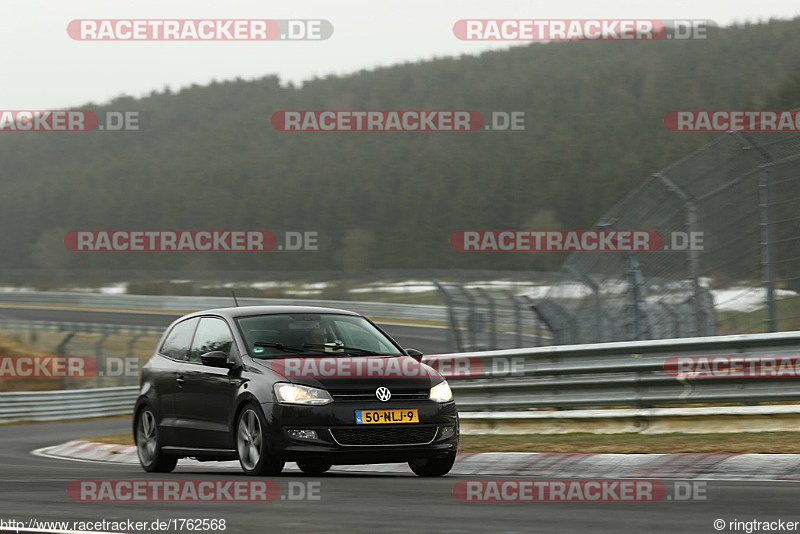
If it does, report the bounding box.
[1,0,798,109]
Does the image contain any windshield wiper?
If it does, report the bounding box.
[302,343,390,356]
[251,342,329,357]
[252,341,391,357]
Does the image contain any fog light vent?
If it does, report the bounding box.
[439,426,455,439]
[287,429,318,440]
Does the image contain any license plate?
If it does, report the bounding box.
[355,409,419,425]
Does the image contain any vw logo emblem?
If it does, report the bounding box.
[375,387,391,402]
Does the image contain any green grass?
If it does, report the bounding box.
[458,432,800,453]
[716,295,800,335]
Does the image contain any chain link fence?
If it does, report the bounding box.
[434,280,552,351]
[433,131,800,351]
[542,130,800,344]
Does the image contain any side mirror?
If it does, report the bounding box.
[200,351,231,368]
[405,348,423,362]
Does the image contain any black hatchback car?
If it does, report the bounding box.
[134,306,459,476]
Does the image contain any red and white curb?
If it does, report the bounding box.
[31,440,800,481]
[31,440,412,474]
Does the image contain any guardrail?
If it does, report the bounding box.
[0,386,138,423]
[442,330,800,411]
[0,291,448,323]
[3,330,800,423]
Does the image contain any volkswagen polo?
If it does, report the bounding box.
[133,306,459,476]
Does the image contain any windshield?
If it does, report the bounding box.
[236,313,404,357]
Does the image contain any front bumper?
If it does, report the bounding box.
[261,400,459,464]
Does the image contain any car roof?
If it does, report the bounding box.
[180,305,363,321]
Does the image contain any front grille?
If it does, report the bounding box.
[330,389,429,402]
[330,426,438,446]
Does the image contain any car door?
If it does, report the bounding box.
[175,316,243,450]
[153,317,199,446]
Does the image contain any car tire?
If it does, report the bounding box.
[297,460,332,475]
[236,404,285,476]
[409,451,456,477]
[135,406,178,473]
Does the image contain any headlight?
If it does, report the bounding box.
[429,380,453,403]
[274,383,333,405]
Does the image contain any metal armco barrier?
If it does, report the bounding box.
[434,330,800,411]
[0,386,138,423]
[3,330,800,422]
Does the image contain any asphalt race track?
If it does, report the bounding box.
[1,419,799,533]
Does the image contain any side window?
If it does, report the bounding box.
[189,317,234,363]
[160,318,199,361]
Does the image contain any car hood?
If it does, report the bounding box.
[250,354,442,391]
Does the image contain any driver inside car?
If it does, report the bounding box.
[304,327,329,347]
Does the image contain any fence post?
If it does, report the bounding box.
[760,163,777,332]
[659,302,681,337]
[433,281,462,352]
[475,287,497,350]
[521,295,542,346]
[95,332,110,387]
[457,286,478,350]
[127,333,144,359]
[505,290,523,348]
[732,132,775,333]
[567,266,601,343]
[626,253,642,340]
[56,331,75,390]
[654,172,702,337]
